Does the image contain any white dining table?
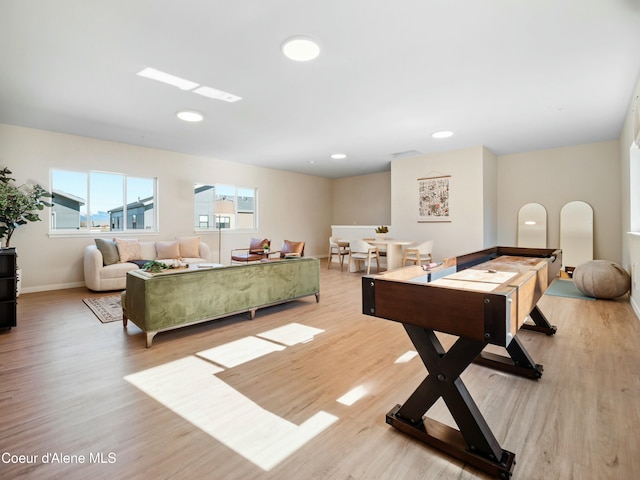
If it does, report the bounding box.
[362,238,414,271]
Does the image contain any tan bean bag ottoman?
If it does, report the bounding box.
[573,260,630,299]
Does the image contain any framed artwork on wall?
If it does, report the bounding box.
[418,175,451,222]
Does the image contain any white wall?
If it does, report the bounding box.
[0,124,332,292]
[390,146,490,261]
[331,171,391,225]
[497,141,621,263]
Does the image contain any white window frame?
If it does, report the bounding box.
[49,168,158,237]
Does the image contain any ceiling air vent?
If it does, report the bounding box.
[391,150,422,159]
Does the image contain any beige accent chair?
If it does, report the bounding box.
[278,239,305,258]
[263,239,305,260]
[402,240,434,267]
[349,239,382,274]
[328,237,350,270]
[231,238,270,264]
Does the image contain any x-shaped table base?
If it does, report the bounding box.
[520,305,557,335]
[387,324,517,479]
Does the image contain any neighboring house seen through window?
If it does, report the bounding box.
[194,184,256,231]
[51,169,157,233]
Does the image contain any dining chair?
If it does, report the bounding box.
[328,237,350,271]
[402,240,434,267]
[349,239,381,274]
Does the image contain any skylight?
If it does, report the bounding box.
[137,67,199,91]
[136,67,242,104]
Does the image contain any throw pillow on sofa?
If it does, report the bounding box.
[95,238,120,266]
[176,236,200,258]
[156,240,181,259]
[115,238,142,263]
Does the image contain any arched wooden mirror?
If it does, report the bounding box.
[517,203,547,248]
[560,200,593,271]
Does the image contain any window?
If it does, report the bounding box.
[51,169,157,233]
[194,184,256,231]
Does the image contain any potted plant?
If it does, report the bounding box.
[0,167,52,295]
[375,225,389,239]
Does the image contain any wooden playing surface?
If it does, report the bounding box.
[431,269,518,292]
[430,255,547,293]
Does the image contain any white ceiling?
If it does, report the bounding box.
[1,0,639,178]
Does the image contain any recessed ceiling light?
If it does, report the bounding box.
[177,111,204,122]
[137,67,199,91]
[282,36,321,62]
[432,130,454,139]
[330,153,347,159]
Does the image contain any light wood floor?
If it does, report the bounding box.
[1,261,639,479]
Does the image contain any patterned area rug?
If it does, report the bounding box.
[83,295,123,323]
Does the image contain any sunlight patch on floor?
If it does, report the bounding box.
[337,385,368,406]
[124,323,337,471]
[257,322,325,346]
[125,356,337,471]
[196,336,285,368]
[395,350,418,363]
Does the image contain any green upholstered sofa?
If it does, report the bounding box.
[121,257,320,347]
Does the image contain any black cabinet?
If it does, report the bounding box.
[0,248,17,329]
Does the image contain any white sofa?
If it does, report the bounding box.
[84,239,210,291]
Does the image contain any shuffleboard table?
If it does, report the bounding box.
[362,246,561,478]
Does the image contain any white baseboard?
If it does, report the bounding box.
[21,281,86,295]
[631,295,640,322]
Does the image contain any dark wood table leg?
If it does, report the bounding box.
[521,305,557,335]
[475,335,543,379]
[387,324,516,479]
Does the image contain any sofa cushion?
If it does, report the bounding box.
[139,242,157,260]
[156,240,181,259]
[95,238,120,266]
[176,236,200,258]
[100,262,140,279]
[115,238,142,263]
